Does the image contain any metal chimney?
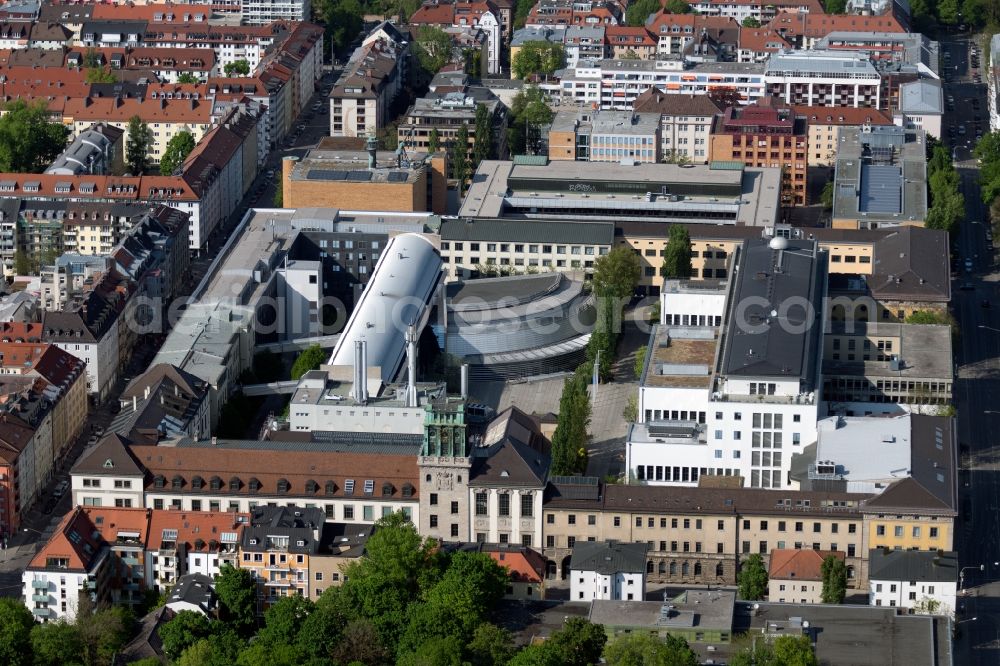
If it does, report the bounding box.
[460,364,469,400]
[405,324,419,407]
[353,340,368,404]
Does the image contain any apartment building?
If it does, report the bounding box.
[525,0,622,28]
[563,25,606,67]
[737,27,791,63]
[708,98,808,206]
[411,0,503,74]
[239,505,322,612]
[146,510,246,592]
[556,59,766,110]
[548,109,660,163]
[645,13,737,57]
[81,506,151,608]
[330,24,411,138]
[113,364,211,444]
[308,523,373,600]
[570,541,648,601]
[23,507,114,622]
[688,0,822,23]
[541,478,869,586]
[764,50,881,108]
[605,26,656,60]
[632,89,722,164]
[765,11,907,50]
[792,105,894,166]
[768,549,843,604]
[241,0,310,23]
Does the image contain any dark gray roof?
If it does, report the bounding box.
[749,603,948,666]
[868,548,959,582]
[166,573,216,612]
[81,20,147,34]
[241,505,324,554]
[440,218,615,246]
[869,227,950,302]
[720,238,825,381]
[470,407,551,487]
[174,431,422,456]
[570,540,649,574]
[318,522,374,558]
[70,434,144,477]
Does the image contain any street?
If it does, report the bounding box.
[941,34,1000,663]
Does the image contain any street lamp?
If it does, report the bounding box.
[977,325,1000,333]
[960,564,984,593]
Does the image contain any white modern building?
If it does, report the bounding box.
[869,548,958,616]
[240,0,310,24]
[555,59,766,110]
[628,237,826,489]
[570,541,649,601]
[765,50,882,108]
[895,79,943,139]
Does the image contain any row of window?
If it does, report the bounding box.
[441,242,606,255]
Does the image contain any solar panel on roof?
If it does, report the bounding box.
[306,169,347,181]
[346,170,373,182]
[387,172,409,182]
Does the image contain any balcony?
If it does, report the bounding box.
[31,580,48,590]
[31,594,50,603]
[31,607,53,618]
[264,579,292,587]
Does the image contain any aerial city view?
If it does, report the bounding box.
[0,0,992,663]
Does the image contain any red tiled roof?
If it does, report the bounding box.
[768,548,844,581]
[28,507,105,572]
[82,506,152,545]
[63,95,212,125]
[767,12,906,39]
[738,27,790,53]
[0,322,44,343]
[147,509,249,551]
[791,105,894,125]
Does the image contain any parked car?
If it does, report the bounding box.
[965,258,974,272]
[53,480,69,498]
[960,282,975,290]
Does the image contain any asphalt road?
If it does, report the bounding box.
[943,34,1000,664]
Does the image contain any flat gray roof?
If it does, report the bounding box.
[765,49,880,77]
[823,322,953,379]
[719,238,825,382]
[588,590,736,633]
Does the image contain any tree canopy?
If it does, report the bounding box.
[661,225,692,279]
[223,59,251,76]
[625,0,660,25]
[508,87,553,155]
[592,245,642,300]
[0,100,70,173]
[215,564,258,637]
[550,367,591,475]
[604,632,700,666]
[741,16,761,27]
[160,130,196,176]
[738,553,768,601]
[512,42,565,79]
[414,26,453,75]
[290,344,327,380]
[730,635,818,666]
[125,115,153,175]
[821,555,847,604]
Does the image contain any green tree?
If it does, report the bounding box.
[905,310,953,326]
[160,130,196,176]
[428,127,440,153]
[340,512,438,652]
[290,344,327,380]
[177,72,201,84]
[550,370,591,475]
[31,622,84,666]
[12,250,31,275]
[545,618,608,666]
[772,635,818,666]
[125,115,153,175]
[128,659,163,666]
[85,67,116,83]
[397,635,465,666]
[961,0,987,25]
[737,553,768,601]
[622,392,638,423]
[820,180,834,211]
[224,59,251,76]
[604,632,699,666]
[665,0,691,12]
[938,0,961,23]
[451,124,470,187]
[414,26,453,75]
[77,606,133,666]
[823,0,847,12]
[254,595,315,650]
[82,47,101,68]
[467,623,516,666]
[296,594,349,662]
[512,42,565,78]
[741,16,761,27]
[318,0,363,53]
[473,103,493,166]
[215,564,258,637]
[821,555,847,604]
[507,87,553,155]
[332,619,389,666]
[593,245,642,300]
[176,631,244,666]
[660,225,692,278]
[626,0,661,24]
[158,610,215,660]
[272,186,283,207]
[0,99,70,173]
[0,598,36,666]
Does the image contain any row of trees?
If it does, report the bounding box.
[550,246,641,475]
[926,142,964,235]
[507,87,554,156]
[625,0,689,26]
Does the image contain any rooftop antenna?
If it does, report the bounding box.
[769,235,789,273]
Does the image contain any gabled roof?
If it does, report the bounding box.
[121,363,206,401]
[868,227,950,302]
[471,407,551,487]
[633,88,724,117]
[868,548,958,583]
[481,543,546,583]
[768,548,843,581]
[71,433,145,477]
[146,509,248,551]
[570,540,648,574]
[81,506,151,546]
[27,506,106,572]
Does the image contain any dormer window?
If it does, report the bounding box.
[249,477,260,493]
[277,478,289,494]
[325,480,336,495]
[102,458,113,469]
[191,476,203,490]
[210,476,222,491]
[229,476,241,491]
[172,475,184,489]
[153,475,165,489]
[381,482,393,497]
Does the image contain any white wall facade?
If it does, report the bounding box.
[72,471,145,509]
[53,321,119,400]
[870,578,957,616]
[571,569,645,601]
[23,558,106,623]
[661,290,726,327]
[467,487,544,549]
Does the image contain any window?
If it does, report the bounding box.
[498,494,510,517]
[429,493,438,506]
[475,493,487,516]
[521,494,534,517]
[451,524,459,538]
[613,516,621,527]
[429,515,438,528]
[894,526,904,538]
